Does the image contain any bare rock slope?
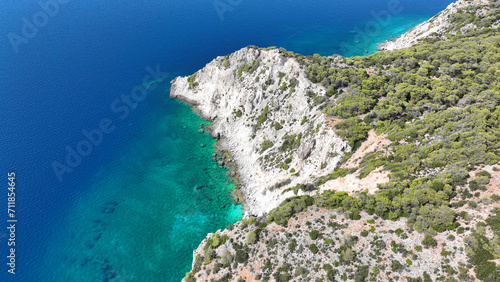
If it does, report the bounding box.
[171,47,349,216]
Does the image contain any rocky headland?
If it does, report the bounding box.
[171,48,350,217]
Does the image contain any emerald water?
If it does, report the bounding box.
[41,93,243,281]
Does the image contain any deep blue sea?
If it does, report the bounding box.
[0,0,454,281]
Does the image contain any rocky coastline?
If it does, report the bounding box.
[378,0,489,51]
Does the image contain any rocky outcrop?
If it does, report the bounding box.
[170,47,349,217]
[379,0,490,51]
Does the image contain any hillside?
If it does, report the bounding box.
[173,0,500,281]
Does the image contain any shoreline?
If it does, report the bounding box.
[378,0,489,51]
[170,47,349,217]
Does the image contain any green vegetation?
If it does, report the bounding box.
[266,195,314,226]
[335,117,370,148]
[486,208,500,232]
[422,235,437,248]
[246,231,258,245]
[261,139,274,152]
[273,122,283,130]
[237,59,260,77]
[279,134,302,152]
[257,105,269,127]
[187,73,198,88]
[235,249,249,263]
[235,109,243,118]
[309,230,320,240]
[266,1,500,259]
[308,244,319,254]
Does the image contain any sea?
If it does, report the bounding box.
[0,0,454,281]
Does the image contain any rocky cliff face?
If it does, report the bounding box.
[171,47,349,216]
[379,0,490,51]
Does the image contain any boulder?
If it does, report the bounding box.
[299,139,316,160]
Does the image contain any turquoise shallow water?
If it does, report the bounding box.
[276,15,431,57]
[42,95,243,281]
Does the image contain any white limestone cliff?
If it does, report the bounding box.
[170,47,349,216]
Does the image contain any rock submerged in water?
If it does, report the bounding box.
[200,144,206,148]
[101,201,119,214]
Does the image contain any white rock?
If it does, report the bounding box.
[171,47,349,216]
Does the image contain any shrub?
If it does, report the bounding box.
[279,273,291,281]
[309,230,320,240]
[486,208,500,232]
[257,105,269,127]
[392,260,403,272]
[422,235,437,247]
[266,195,314,225]
[235,250,249,263]
[261,140,274,152]
[469,200,478,208]
[288,239,297,252]
[341,247,355,262]
[308,244,319,254]
[184,272,196,282]
[423,272,432,282]
[246,231,258,245]
[187,73,198,88]
[209,232,225,249]
[274,122,283,130]
[279,134,302,152]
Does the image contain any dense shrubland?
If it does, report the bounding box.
[263,3,500,280]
